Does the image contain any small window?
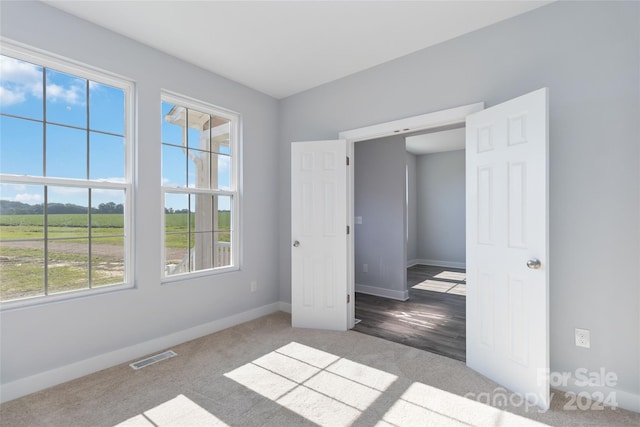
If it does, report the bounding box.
[161,92,239,278]
[0,44,133,306]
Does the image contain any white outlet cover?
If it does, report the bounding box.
[575,328,590,348]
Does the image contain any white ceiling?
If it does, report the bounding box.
[406,127,465,155]
[43,1,552,99]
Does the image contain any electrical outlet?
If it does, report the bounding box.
[250,280,257,293]
[363,264,368,273]
[575,328,590,348]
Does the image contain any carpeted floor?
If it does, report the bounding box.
[0,312,638,426]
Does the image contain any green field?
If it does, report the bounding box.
[0,212,231,243]
[0,212,231,301]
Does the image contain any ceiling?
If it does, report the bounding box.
[405,127,465,155]
[43,1,552,99]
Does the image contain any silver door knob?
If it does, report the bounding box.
[527,258,541,269]
[293,241,300,247]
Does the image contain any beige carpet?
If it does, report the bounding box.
[1,312,638,426]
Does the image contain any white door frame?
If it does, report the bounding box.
[337,102,485,329]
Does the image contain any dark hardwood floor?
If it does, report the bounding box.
[353,264,466,361]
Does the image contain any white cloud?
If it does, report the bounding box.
[0,56,41,86]
[46,83,84,105]
[1,55,85,107]
[0,86,26,106]
[15,193,42,203]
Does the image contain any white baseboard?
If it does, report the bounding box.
[408,259,466,269]
[0,302,284,404]
[278,302,292,313]
[355,284,409,301]
[554,376,640,413]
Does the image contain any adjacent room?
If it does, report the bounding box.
[352,127,468,361]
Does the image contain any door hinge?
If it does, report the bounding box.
[347,294,350,303]
[347,225,350,235]
[346,156,350,166]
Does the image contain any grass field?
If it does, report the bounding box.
[0,212,231,301]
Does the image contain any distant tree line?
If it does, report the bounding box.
[164,208,190,214]
[0,200,124,215]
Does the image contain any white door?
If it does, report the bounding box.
[466,88,549,409]
[291,140,349,330]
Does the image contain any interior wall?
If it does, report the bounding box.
[406,152,418,263]
[278,1,640,401]
[354,136,407,299]
[1,1,280,396]
[416,150,466,267]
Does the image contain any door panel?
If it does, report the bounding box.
[466,88,549,409]
[291,140,348,330]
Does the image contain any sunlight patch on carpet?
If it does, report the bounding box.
[224,342,398,427]
[378,382,546,427]
[116,394,227,426]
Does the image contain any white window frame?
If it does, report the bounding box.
[0,41,135,309]
[160,90,241,281]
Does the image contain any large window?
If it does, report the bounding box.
[0,45,133,305]
[161,92,239,278]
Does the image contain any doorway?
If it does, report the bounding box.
[351,125,468,361]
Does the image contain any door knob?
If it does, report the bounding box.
[527,258,541,269]
[293,241,300,247]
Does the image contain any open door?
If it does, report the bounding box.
[466,88,549,408]
[291,140,349,330]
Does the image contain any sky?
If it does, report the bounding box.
[0,54,231,212]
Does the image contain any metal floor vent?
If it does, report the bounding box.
[130,350,177,370]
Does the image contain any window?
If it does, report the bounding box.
[0,45,133,306]
[161,92,239,278]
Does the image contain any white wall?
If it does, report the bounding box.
[415,150,465,267]
[278,1,639,405]
[354,136,407,300]
[0,1,280,400]
[406,152,418,263]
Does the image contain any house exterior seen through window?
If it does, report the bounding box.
[161,92,239,278]
[0,45,133,306]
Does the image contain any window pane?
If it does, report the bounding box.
[0,55,43,120]
[0,184,44,240]
[191,231,213,271]
[216,195,232,231]
[89,82,124,135]
[165,233,189,276]
[46,124,87,179]
[48,238,88,294]
[0,240,45,301]
[214,231,232,268]
[45,68,87,128]
[0,115,43,176]
[188,149,210,189]
[186,108,210,150]
[191,193,213,232]
[211,117,230,154]
[90,132,124,180]
[162,145,187,188]
[212,153,231,190]
[91,236,124,287]
[161,102,184,146]
[47,186,88,239]
[91,189,124,237]
[165,193,189,233]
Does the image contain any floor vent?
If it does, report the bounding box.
[130,350,177,370]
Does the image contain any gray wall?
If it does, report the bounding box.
[416,150,466,266]
[1,1,280,389]
[354,136,407,297]
[406,152,418,263]
[279,1,639,398]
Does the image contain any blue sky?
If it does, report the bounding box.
[1,55,231,212]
